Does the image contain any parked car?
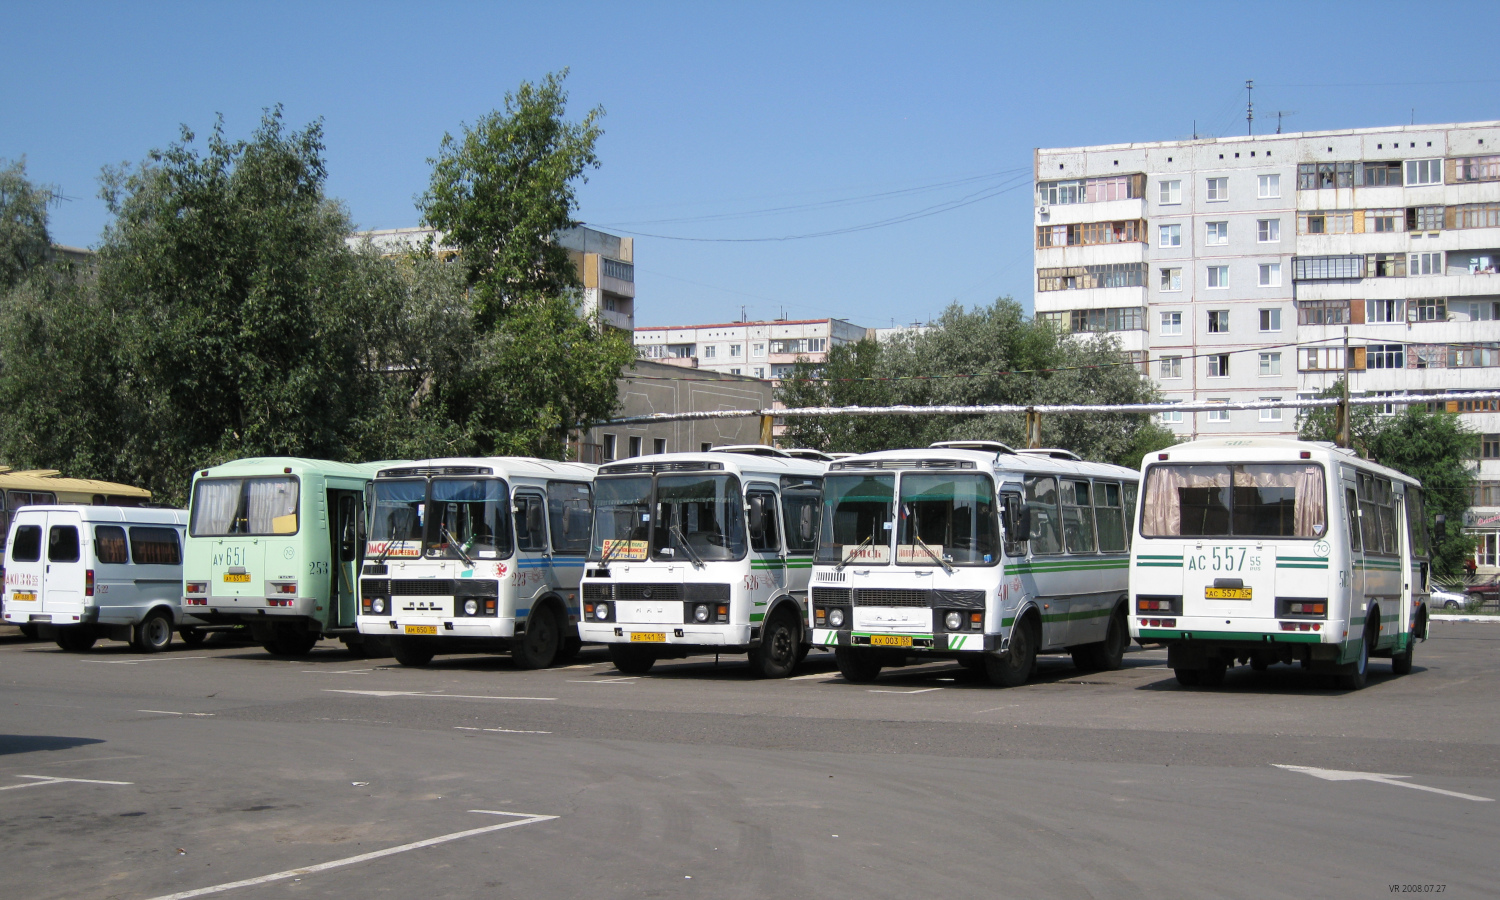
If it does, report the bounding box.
[1430,587,1468,610]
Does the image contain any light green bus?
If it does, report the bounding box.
[182,457,401,657]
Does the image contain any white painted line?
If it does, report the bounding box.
[788,672,838,681]
[138,710,215,717]
[566,678,636,684]
[323,689,554,701]
[140,810,556,900]
[558,664,600,670]
[454,726,552,735]
[301,669,375,674]
[868,687,943,694]
[0,775,133,792]
[1274,764,1494,802]
[86,656,209,665]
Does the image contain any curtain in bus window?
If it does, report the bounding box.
[192,480,241,535]
[1141,466,1230,536]
[1094,482,1127,552]
[246,479,298,534]
[1232,465,1326,537]
[94,526,128,564]
[1023,476,1063,555]
[1061,480,1097,553]
[129,527,181,565]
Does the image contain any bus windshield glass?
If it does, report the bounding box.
[652,475,746,562]
[897,473,999,565]
[425,479,511,558]
[590,477,652,561]
[1141,464,1327,538]
[818,474,894,564]
[191,477,299,537]
[370,479,427,557]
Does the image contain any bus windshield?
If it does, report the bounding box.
[818,474,894,564]
[590,477,652,561]
[426,479,510,559]
[370,479,427,557]
[652,475,746,562]
[897,473,999,566]
[191,477,299,537]
[1141,463,1327,538]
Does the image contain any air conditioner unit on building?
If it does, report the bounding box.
[1038,205,1049,215]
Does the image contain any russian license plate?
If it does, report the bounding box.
[11,591,35,602]
[630,632,666,643]
[404,625,437,635]
[223,573,251,583]
[1205,587,1252,600]
[870,634,913,647]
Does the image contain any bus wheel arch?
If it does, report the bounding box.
[513,595,566,669]
[986,608,1040,687]
[133,606,175,653]
[750,596,803,678]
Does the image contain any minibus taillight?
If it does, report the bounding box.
[273,582,297,594]
[186,582,208,594]
[85,570,94,597]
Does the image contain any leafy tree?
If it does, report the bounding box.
[1300,379,1479,578]
[778,299,1175,467]
[0,158,54,291]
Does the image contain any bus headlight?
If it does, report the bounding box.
[371,597,386,615]
[463,598,479,616]
[693,603,710,623]
[944,611,963,630]
[595,603,610,620]
[827,607,846,628]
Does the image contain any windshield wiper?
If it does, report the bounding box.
[836,533,875,571]
[670,524,705,569]
[442,522,474,567]
[905,505,953,574]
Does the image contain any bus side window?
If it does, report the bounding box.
[1094,481,1127,552]
[1061,480,1097,553]
[1345,487,1361,552]
[781,490,820,554]
[94,526,129,564]
[546,481,593,554]
[1023,476,1063,556]
[1122,482,1138,549]
[747,490,780,553]
[514,495,548,552]
[1002,491,1026,557]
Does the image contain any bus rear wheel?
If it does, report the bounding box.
[178,626,207,647]
[18,624,39,640]
[1173,667,1202,686]
[261,626,317,658]
[608,644,656,675]
[1339,618,1376,690]
[391,637,435,667]
[512,607,561,670]
[1073,607,1128,672]
[985,619,1037,687]
[132,610,174,653]
[834,647,882,683]
[1391,633,1415,676]
[55,627,97,652]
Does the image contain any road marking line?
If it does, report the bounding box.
[1274,764,1494,802]
[140,810,556,900]
[138,710,215,717]
[454,727,552,735]
[0,775,133,791]
[566,679,636,684]
[86,656,209,665]
[868,688,943,694]
[301,669,374,674]
[323,690,554,701]
[788,672,837,681]
[558,664,600,670]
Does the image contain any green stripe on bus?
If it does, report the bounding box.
[749,612,765,622]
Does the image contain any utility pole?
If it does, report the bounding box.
[1337,325,1351,449]
[1246,80,1254,136]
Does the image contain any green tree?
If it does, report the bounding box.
[1300,380,1479,578]
[778,299,1175,467]
[0,158,54,291]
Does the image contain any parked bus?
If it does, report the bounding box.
[1129,437,1430,689]
[356,458,596,668]
[3,505,189,651]
[809,442,1140,686]
[182,458,399,657]
[580,447,827,677]
[0,469,152,638]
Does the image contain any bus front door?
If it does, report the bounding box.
[329,490,365,628]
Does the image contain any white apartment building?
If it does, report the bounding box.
[634,318,867,380]
[1035,121,1500,576]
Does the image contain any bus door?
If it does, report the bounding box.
[1394,490,1413,646]
[328,490,365,627]
[747,487,785,595]
[5,513,51,618]
[1341,473,1365,615]
[779,483,822,597]
[512,491,551,615]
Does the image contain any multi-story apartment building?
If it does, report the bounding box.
[633,318,867,380]
[347,225,635,332]
[1035,121,1500,576]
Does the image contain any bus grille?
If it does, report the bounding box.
[391,579,454,596]
[582,583,613,600]
[812,587,852,604]
[361,578,390,597]
[615,583,683,601]
[854,589,929,607]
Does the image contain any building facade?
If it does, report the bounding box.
[1035,121,1500,577]
[633,318,867,380]
[574,360,773,463]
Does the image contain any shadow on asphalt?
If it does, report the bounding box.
[0,734,106,755]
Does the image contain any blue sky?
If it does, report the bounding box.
[6,1,1500,327]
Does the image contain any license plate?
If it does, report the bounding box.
[870,634,913,647]
[630,632,666,643]
[11,591,35,602]
[223,573,251,583]
[404,625,437,635]
[1205,587,1252,600]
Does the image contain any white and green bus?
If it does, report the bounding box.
[356,458,596,669]
[183,458,399,657]
[809,442,1140,686]
[1129,437,1430,689]
[579,448,827,677]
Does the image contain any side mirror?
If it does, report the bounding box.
[799,505,816,543]
[748,496,768,534]
[527,503,545,538]
[1434,514,1447,541]
[1013,507,1033,542]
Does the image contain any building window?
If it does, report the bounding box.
[730,343,742,357]
[1160,404,1183,424]
[1207,401,1231,423]
[1412,298,1447,322]
[1207,310,1229,333]
[628,436,642,457]
[1036,262,1147,292]
[1368,208,1405,233]
[1450,343,1500,367]
[1258,174,1280,198]
[754,366,765,378]
[1405,158,1443,186]
[1298,211,1355,235]
[603,434,618,462]
[1037,174,1145,205]
[1297,299,1351,325]
[770,338,827,355]
[703,345,717,359]
[729,368,742,375]
[1160,267,1182,292]
[653,438,667,455]
[1367,343,1405,369]
[701,442,713,452]
[1258,219,1280,242]
[1160,355,1182,379]
[1159,179,1181,205]
[1475,481,1500,506]
[1159,224,1181,248]
[1409,206,1444,231]
[1259,352,1281,376]
[1368,253,1406,277]
[1206,177,1229,201]
[1455,155,1500,182]
[1362,161,1403,186]
[1258,263,1281,287]
[753,343,766,357]
[1410,252,1442,276]
[1293,255,1364,280]
[1366,299,1405,323]
[1483,434,1500,459]
[1206,221,1228,245]
[1259,398,1283,422]
[1207,265,1229,289]
[1160,311,1182,335]
[1066,307,1144,333]
[1480,532,1500,566]
[1207,354,1230,378]
[1037,220,1148,248]
[1452,203,1500,229]
[1298,161,1357,190]
[1260,308,1281,332]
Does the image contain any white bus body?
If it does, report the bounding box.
[579,449,827,677]
[356,458,597,669]
[3,505,190,652]
[809,443,1140,686]
[1129,438,1430,689]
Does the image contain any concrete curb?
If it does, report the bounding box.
[1429,614,1500,624]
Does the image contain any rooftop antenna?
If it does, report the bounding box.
[1273,110,1297,134]
[1245,79,1254,136]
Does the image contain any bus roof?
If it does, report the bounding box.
[11,504,187,525]
[0,470,151,499]
[828,446,1139,481]
[194,458,403,480]
[376,457,597,480]
[598,450,828,479]
[1144,437,1421,488]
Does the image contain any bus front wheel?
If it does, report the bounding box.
[834,647,882,683]
[749,609,800,678]
[608,644,656,675]
[513,607,561,670]
[985,620,1037,687]
[391,637,435,667]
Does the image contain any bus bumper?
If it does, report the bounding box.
[809,628,998,653]
[356,615,516,639]
[578,622,753,648]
